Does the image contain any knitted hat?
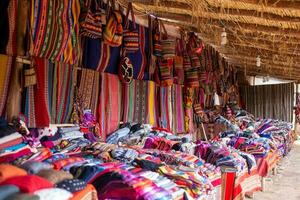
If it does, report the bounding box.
[0,175,53,193]
[0,164,27,182]
[55,179,87,193]
[37,169,73,184]
[20,161,52,174]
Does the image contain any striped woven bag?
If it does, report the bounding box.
[123,2,139,53]
[79,0,103,39]
[158,58,174,86]
[160,21,175,58]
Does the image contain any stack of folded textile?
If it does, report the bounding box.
[0,163,97,200]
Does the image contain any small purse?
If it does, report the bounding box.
[79,0,103,39]
[24,59,37,87]
[158,58,173,86]
[103,0,123,47]
[123,2,139,53]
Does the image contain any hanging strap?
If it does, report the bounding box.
[159,20,168,39]
[124,2,136,30]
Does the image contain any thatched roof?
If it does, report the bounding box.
[119,0,300,80]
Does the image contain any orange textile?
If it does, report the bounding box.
[0,164,27,182]
[70,184,98,200]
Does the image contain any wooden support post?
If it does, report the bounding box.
[6,0,28,120]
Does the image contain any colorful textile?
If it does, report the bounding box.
[234,168,261,199]
[37,169,73,184]
[56,179,87,193]
[127,24,149,80]
[0,164,27,182]
[25,58,51,128]
[98,73,122,141]
[82,23,150,80]
[30,0,81,64]
[5,0,17,56]
[76,68,100,117]
[221,172,235,200]
[53,157,85,170]
[122,80,157,126]
[171,84,185,133]
[70,184,97,200]
[0,55,12,116]
[34,188,73,200]
[0,175,53,193]
[50,62,75,124]
[159,86,173,130]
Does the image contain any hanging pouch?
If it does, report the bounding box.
[79,0,103,39]
[123,2,139,53]
[103,0,123,47]
[24,59,37,87]
[160,21,175,58]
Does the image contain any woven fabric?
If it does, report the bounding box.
[70,184,97,200]
[158,58,173,86]
[30,0,80,64]
[159,86,173,130]
[127,24,149,80]
[98,73,122,141]
[0,54,12,116]
[174,56,184,85]
[77,68,100,117]
[25,58,51,128]
[161,38,175,58]
[6,0,17,56]
[51,62,75,124]
[171,84,185,133]
[122,80,157,126]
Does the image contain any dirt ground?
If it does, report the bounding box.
[251,141,300,200]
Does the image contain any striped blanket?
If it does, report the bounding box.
[30,0,80,64]
[159,86,173,130]
[51,62,75,124]
[0,55,13,116]
[76,68,100,117]
[98,73,122,141]
[122,79,157,126]
[171,84,185,133]
[25,58,75,127]
[25,58,51,128]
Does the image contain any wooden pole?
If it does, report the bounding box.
[6,0,28,120]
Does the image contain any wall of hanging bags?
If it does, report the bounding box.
[1,0,240,139]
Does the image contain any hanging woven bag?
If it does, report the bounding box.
[160,21,175,58]
[79,0,103,39]
[123,2,139,53]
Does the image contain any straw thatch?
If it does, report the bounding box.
[120,0,300,80]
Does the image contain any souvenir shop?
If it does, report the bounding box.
[0,0,297,200]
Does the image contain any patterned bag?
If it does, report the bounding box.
[103,2,123,47]
[184,67,199,87]
[24,67,37,87]
[158,58,173,86]
[79,0,103,39]
[123,2,139,53]
[118,54,134,84]
[160,21,175,58]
